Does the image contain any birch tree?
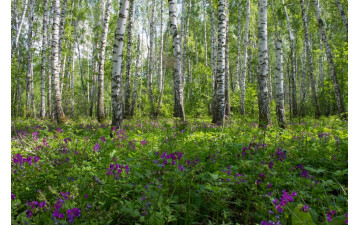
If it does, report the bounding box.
[224,0,230,116]
[203,0,208,66]
[282,0,298,117]
[124,0,134,118]
[147,0,156,117]
[312,0,345,114]
[300,0,321,117]
[212,0,226,124]
[334,0,347,41]
[11,0,28,62]
[97,0,111,123]
[130,36,141,117]
[257,0,271,127]
[235,0,242,91]
[156,0,164,115]
[52,0,67,123]
[240,0,250,115]
[111,0,129,128]
[168,0,185,121]
[40,0,49,119]
[275,39,286,128]
[58,0,68,71]
[25,0,35,117]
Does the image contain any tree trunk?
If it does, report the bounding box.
[111,0,129,128]
[52,0,67,123]
[71,50,75,118]
[257,0,271,127]
[47,4,53,119]
[335,0,348,41]
[124,0,134,118]
[210,2,217,115]
[282,0,298,117]
[212,0,226,124]
[275,39,286,128]
[168,0,185,121]
[156,0,164,116]
[182,0,192,88]
[25,0,35,117]
[240,0,250,115]
[312,0,345,115]
[300,0,321,118]
[97,0,111,123]
[130,36,141,117]
[76,21,87,103]
[203,0,208,66]
[224,0,230,116]
[11,0,28,62]
[40,0,48,119]
[147,0,156,117]
[58,0,68,74]
[235,0,242,91]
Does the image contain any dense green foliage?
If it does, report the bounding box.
[11,117,347,224]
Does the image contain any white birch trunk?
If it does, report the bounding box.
[275,39,286,128]
[257,0,271,126]
[240,0,250,115]
[40,0,48,119]
[224,0,230,116]
[282,0,298,116]
[235,0,242,91]
[111,0,129,128]
[124,0,134,118]
[212,0,226,124]
[156,0,164,115]
[203,0,208,66]
[130,36,141,117]
[168,0,185,121]
[147,0,156,116]
[11,0,28,62]
[47,8,53,118]
[58,0,67,72]
[52,0,67,123]
[25,0,35,117]
[97,0,111,122]
[300,0,321,117]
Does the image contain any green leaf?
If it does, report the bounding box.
[292,204,315,225]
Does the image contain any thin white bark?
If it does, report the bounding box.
[97,0,111,122]
[25,0,35,117]
[111,0,129,128]
[212,0,226,124]
[275,39,286,128]
[40,0,49,119]
[11,0,28,62]
[240,0,250,115]
[168,0,185,121]
[52,0,67,123]
[124,0,134,118]
[300,0,321,117]
[282,0,298,116]
[257,0,271,126]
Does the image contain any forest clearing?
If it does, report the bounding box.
[10,0,349,224]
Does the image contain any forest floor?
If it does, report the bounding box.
[11,117,348,225]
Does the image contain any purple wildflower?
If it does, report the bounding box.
[67,208,81,223]
[93,143,100,152]
[26,209,33,218]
